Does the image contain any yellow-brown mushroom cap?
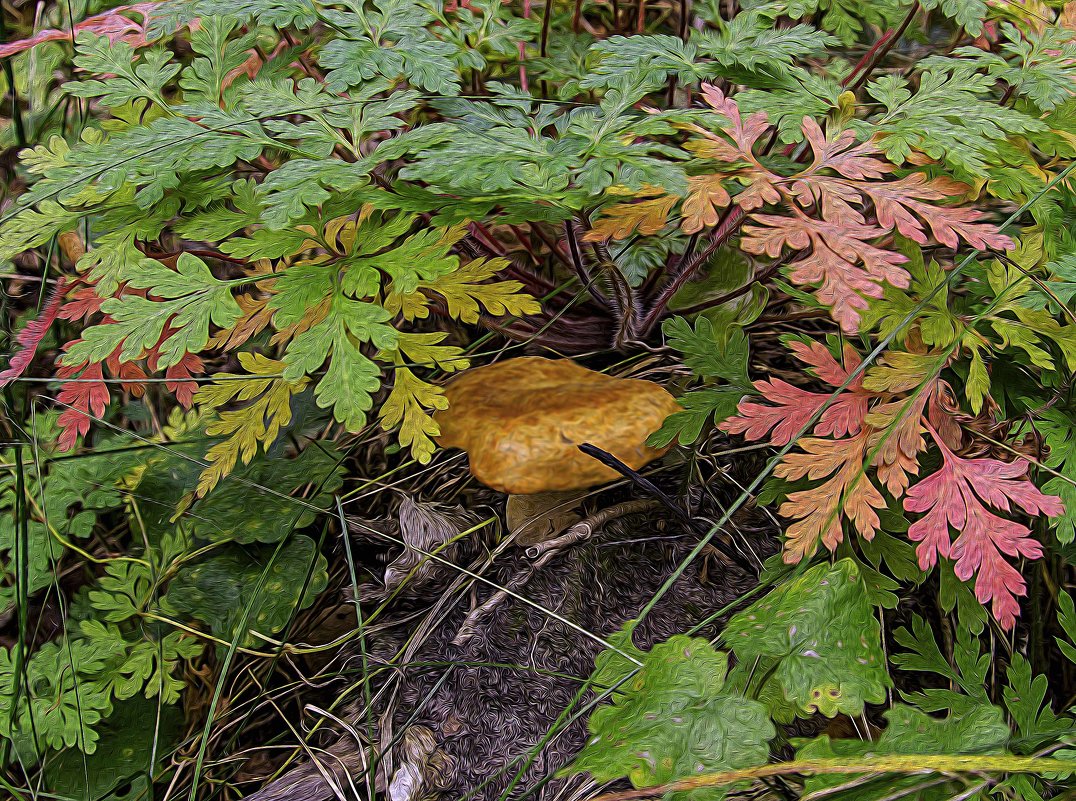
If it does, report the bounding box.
[434,357,682,494]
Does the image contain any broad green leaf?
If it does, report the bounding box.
[795,703,1010,801]
[44,697,182,801]
[724,559,890,717]
[165,534,328,647]
[568,635,774,801]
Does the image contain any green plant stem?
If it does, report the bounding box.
[590,754,1076,801]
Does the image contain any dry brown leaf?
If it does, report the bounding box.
[505,490,586,546]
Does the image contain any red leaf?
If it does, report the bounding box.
[720,339,870,444]
[0,3,161,59]
[721,379,833,445]
[55,361,109,451]
[0,278,69,388]
[59,286,106,322]
[165,352,204,408]
[106,350,148,397]
[787,339,864,388]
[904,426,1064,629]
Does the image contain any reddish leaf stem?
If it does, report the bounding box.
[637,205,746,335]
[843,2,921,92]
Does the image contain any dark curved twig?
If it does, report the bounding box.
[578,443,756,573]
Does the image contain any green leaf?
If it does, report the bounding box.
[661,315,751,386]
[1023,252,1076,313]
[1057,590,1076,665]
[724,559,890,718]
[783,0,904,44]
[65,34,179,108]
[132,442,345,545]
[647,387,745,448]
[567,635,774,801]
[858,67,1046,180]
[694,12,836,81]
[966,347,990,414]
[918,0,988,36]
[313,333,383,431]
[588,622,645,692]
[938,560,988,635]
[1003,654,1074,752]
[318,0,461,95]
[0,639,119,755]
[165,534,328,647]
[939,23,1076,112]
[892,614,990,708]
[179,16,259,105]
[63,254,242,369]
[44,697,182,801]
[1034,407,1076,543]
[582,35,702,90]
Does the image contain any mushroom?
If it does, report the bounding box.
[434,357,681,495]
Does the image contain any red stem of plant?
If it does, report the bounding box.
[843,1,920,92]
[638,206,746,335]
[528,222,575,269]
[469,220,507,256]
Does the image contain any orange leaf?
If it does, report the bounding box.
[583,195,678,242]
[775,432,885,562]
[866,393,929,497]
[681,175,731,234]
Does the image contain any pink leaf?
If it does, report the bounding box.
[904,428,1063,629]
[720,339,870,444]
[0,3,161,59]
[0,278,69,388]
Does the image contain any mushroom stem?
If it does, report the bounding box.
[576,443,757,574]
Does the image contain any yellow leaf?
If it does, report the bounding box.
[389,331,470,372]
[861,351,942,394]
[195,353,309,496]
[416,257,540,324]
[379,367,449,464]
[681,174,731,234]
